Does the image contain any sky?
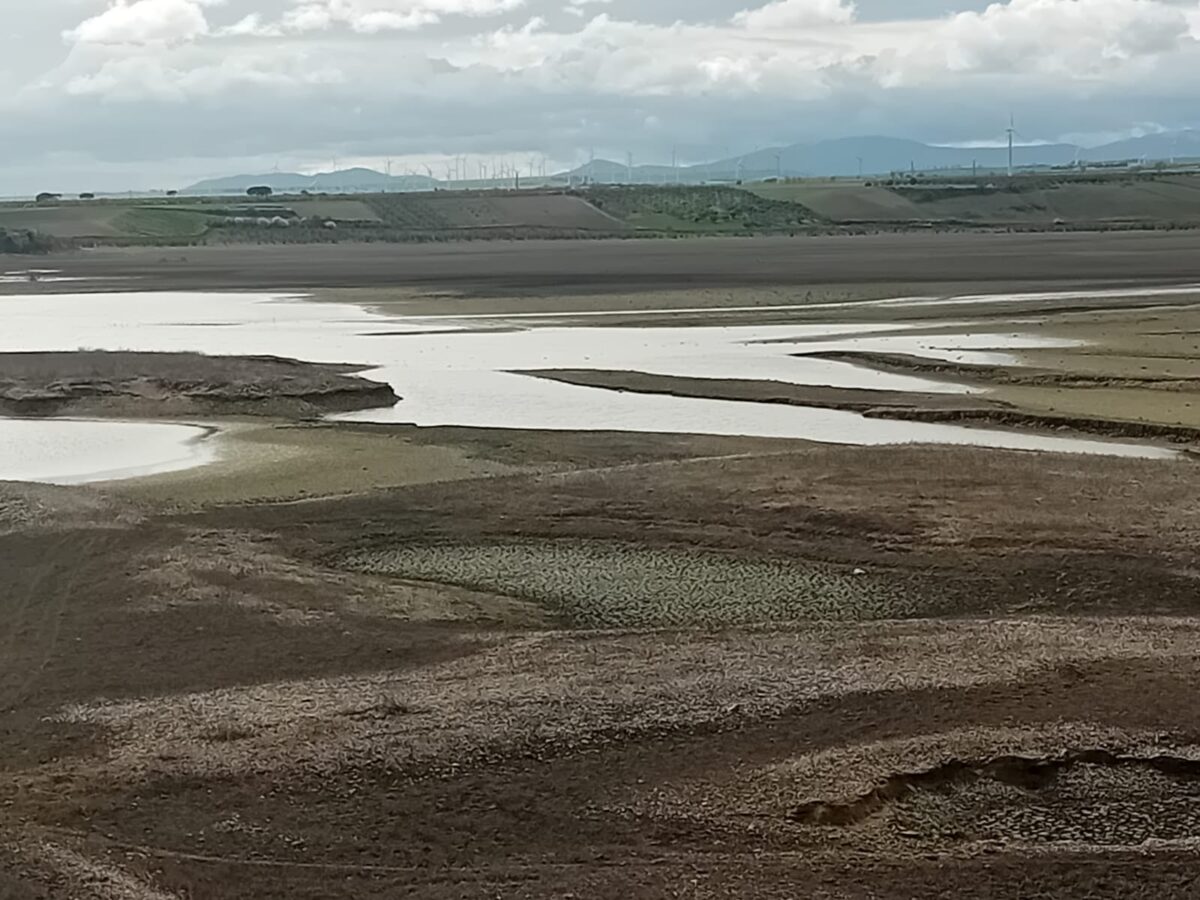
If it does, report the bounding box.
[2,0,1200,193]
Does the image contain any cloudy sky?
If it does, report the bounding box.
[2,0,1200,193]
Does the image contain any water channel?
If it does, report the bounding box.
[0,290,1179,483]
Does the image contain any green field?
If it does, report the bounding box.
[112,208,211,237]
[0,202,214,239]
[585,185,820,233]
[0,205,131,238]
[9,173,1200,251]
[366,192,625,231]
[750,181,925,221]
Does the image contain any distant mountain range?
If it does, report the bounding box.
[573,131,1200,182]
[184,130,1200,194]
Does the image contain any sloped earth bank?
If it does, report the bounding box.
[0,351,396,418]
[3,434,1200,898]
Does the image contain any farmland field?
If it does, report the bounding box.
[586,184,820,232]
[894,177,1200,224]
[750,180,926,220]
[752,174,1200,225]
[10,174,1200,249]
[285,198,382,221]
[366,191,625,231]
[0,204,132,237]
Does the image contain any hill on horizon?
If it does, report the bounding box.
[567,130,1200,182]
[185,167,439,195]
[183,130,1200,195]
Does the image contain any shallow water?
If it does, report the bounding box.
[0,290,1177,483]
[0,419,216,485]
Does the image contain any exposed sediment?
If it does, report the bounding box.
[0,351,398,418]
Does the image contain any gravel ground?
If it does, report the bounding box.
[47,617,1200,782]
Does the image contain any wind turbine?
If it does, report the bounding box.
[1006,113,1016,177]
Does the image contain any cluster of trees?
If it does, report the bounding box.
[37,190,180,202]
[0,227,53,254]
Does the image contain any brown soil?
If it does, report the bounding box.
[3,431,1200,898]
[522,368,1004,411]
[0,351,397,418]
[804,349,1200,390]
[5,241,1200,897]
[868,405,1200,444]
[9,231,1200,295]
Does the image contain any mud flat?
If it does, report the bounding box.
[0,350,397,418]
[9,231,1200,295]
[4,239,1200,898]
[3,433,1200,898]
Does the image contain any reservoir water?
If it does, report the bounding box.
[0,290,1178,483]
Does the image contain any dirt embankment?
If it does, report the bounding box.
[804,349,1200,390]
[521,368,1200,445]
[521,367,1006,412]
[0,351,398,418]
[10,231,1200,296]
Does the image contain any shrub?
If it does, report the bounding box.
[0,227,54,254]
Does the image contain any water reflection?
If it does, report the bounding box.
[0,290,1178,483]
[0,419,216,485]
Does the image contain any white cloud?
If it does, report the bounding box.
[276,0,526,33]
[221,13,283,37]
[732,0,857,29]
[14,0,1200,195]
[877,0,1194,85]
[64,48,346,101]
[65,0,225,46]
[281,5,337,32]
[454,11,858,96]
[564,0,610,17]
[349,9,442,31]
